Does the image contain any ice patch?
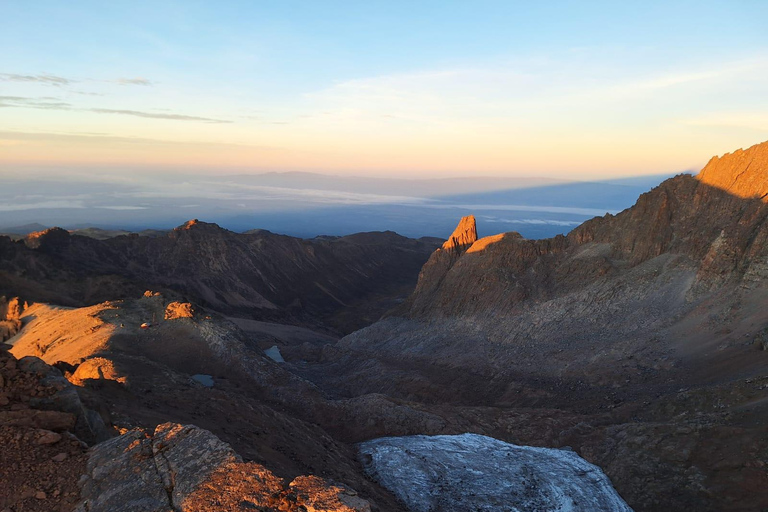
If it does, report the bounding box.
[264,345,285,363]
[191,374,214,387]
[359,433,632,512]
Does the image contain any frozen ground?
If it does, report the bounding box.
[359,433,632,512]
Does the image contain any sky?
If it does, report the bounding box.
[1,0,768,180]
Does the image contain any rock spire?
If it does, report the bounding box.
[442,215,477,255]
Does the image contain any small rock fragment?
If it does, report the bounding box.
[37,430,62,445]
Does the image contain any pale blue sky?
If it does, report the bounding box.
[1,1,768,178]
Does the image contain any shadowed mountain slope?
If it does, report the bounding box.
[0,221,441,334]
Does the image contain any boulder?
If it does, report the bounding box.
[164,301,195,320]
[359,433,632,512]
[76,422,372,512]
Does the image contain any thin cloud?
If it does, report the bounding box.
[0,130,167,145]
[0,73,72,86]
[0,96,229,123]
[115,77,153,86]
[0,200,86,211]
[1,72,155,88]
[0,130,279,151]
[89,108,231,123]
[0,96,72,110]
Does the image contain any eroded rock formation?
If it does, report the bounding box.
[442,214,477,254]
[164,301,195,320]
[76,423,371,512]
[0,296,23,342]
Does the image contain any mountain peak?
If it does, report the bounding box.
[23,227,70,250]
[442,215,477,254]
[696,140,768,200]
[174,219,225,233]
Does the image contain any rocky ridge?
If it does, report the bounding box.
[0,223,441,334]
[696,141,768,200]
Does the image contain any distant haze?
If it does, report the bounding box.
[0,171,675,239]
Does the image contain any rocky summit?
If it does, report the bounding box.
[696,140,768,200]
[2,141,768,511]
[441,214,478,254]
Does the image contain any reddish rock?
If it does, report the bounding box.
[442,215,478,254]
[697,140,768,200]
[35,430,62,445]
[164,301,195,320]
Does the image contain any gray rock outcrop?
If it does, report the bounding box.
[359,433,632,512]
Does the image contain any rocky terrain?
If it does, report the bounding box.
[77,422,371,512]
[3,294,420,510]
[2,141,768,511]
[293,141,768,511]
[0,222,441,334]
[0,296,23,342]
[0,341,99,512]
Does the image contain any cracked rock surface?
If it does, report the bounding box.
[360,433,632,512]
[76,422,371,512]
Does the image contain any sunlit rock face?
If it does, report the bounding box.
[359,433,632,512]
[441,215,478,254]
[696,140,768,200]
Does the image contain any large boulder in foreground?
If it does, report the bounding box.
[76,422,370,512]
[359,433,632,512]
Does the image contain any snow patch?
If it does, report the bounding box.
[359,433,632,512]
[191,374,214,387]
[264,345,285,363]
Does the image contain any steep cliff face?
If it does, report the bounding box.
[441,215,478,254]
[0,223,440,333]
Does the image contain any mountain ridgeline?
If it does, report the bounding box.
[0,221,441,334]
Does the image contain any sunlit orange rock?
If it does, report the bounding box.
[442,215,477,254]
[697,140,768,200]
